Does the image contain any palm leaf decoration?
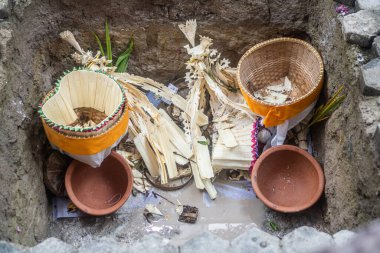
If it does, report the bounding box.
[105,18,112,63]
[93,32,105,57]
[93,18,134,70]
[307,85,345,128]
[116,37,134,73]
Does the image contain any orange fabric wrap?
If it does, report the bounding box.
[42,110,129,155]
[240,79,323,127]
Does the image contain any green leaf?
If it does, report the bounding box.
[105,18,112,64]
[269,221,280,231]
[115,37,134,73]
[306,85,345,128]
[197,140,209,145]
[93,32,105,57]
[116,57,130,73]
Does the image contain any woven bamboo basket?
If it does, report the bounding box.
[237,37,324,127]
[39,69,126,138]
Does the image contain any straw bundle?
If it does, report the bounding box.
[39,69,126,137]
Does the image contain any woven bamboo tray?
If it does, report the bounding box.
[237,37,324,127]
[39,69,126,138]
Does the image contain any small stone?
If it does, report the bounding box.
[281,226,334,253]
[230,227,281,253]
[333,230,356,247]
[181,232,229,253]
[356,0,380,10]
[372,37,380,57]
[127,234,178,253]
[29,238,77,253]
[0,0,9,19]
[360,58,380,96]
[342,10,380,47]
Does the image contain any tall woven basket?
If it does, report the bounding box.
[237,37,324,127]
[39,69,127,138]
[38,69,129,167]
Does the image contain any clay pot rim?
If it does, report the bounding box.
[65,151,133,216]
[251,145,325,213]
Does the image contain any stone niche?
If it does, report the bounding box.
[0,0,378,246]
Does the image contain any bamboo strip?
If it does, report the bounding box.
[195,136,214,179]
[133,134,160,177]
[190,160,205,190]
[218,128,238,148]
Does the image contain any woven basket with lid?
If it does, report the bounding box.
[237,37,324,127]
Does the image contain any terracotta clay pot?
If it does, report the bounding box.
[65,151,133,216]
[251,145,324,213]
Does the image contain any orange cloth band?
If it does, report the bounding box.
[240,79,323,127]
[42,110,129,155]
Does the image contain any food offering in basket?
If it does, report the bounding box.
[38,68,129,167]
[237,37,324,129]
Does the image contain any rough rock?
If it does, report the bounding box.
[333,230,356,247]
[359,98,380,137]
[359,58,380,95]
[78,237,127,253]
[229,227,281,253]
[372,37,380,56]
[180,232,229,253]
[0,0,9,19]
[126,234,178,253]
[317,222,380,253]
[356,0,380,10]
[29,238,77,253]
[342,10,380,47]
[281,227,334,253]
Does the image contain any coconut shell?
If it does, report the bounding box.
[44,151,71,196]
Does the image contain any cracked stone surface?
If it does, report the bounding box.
[342,10,380,47]
[0,226,358,253]
[359,58,380,95]
[281,227,334,253]
[229,227,281,253]
[181,232,229,253]
[356,0,380,10]
[29,238,76,253]
[332,230,356,247]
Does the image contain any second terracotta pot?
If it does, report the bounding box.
[251,145,325,213]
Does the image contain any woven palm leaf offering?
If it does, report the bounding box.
[39,69,129,167]
[237,38,324,128]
